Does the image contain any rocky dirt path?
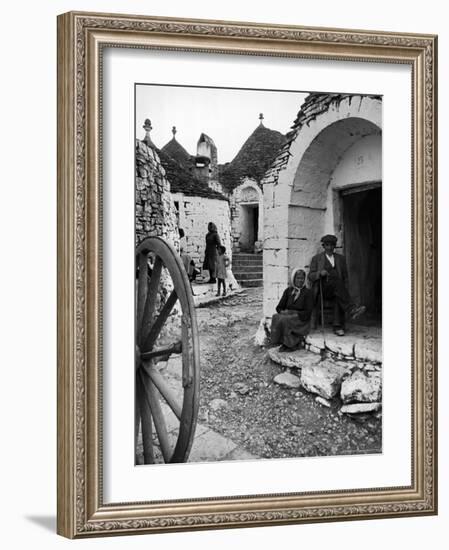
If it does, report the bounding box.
[196,287,381,459]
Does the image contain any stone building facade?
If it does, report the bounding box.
[135,139,178,247]
[138,116,286,265]
[139,124,232,279]
[220,117,286,253]
[262,93,382,319]
[171,192,232,273]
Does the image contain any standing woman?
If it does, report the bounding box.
[202,222,221,283]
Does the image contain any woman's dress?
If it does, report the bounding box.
[202,230,221,276]
[271,286,313,349]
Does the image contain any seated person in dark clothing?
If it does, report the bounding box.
[308,234,365,336]
[271,268,313,352]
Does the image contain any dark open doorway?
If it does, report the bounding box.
[252,206,259,243]
[240,204,259,252]
[342,185,382,324]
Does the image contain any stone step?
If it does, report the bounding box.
[233,262,262,270]
[239,279,263,288]
[234,264,262,269]
[234,266,262,273]
[232,259,263,267]
[233,253,263,259]
[233,271,263,280]
[233,256,263,264]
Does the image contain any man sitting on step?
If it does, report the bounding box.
[308,234,366,337]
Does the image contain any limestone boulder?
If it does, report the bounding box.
[340,402,382,414]
[325,337,354,358]
[273,372,301,389]
[305,333,325,351]
[315,396,332,408]
[300,360,349,400]
[354,339,382,363]
[267,347,320,369]
[340,369,382,404]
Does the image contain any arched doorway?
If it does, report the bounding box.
[233,181,263,253]
[289,117,382,323]
[262,94,382,319]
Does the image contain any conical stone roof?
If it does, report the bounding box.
[161,137,192,170]
[219,123,286,192]
[157,148,227,201]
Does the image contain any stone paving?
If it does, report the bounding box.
[136,353,258,465]
[191,281,244,308]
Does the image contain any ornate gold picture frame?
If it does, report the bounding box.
[57,11,437,538]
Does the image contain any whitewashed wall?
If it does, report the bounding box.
[172,192,232,276]
[324,134,382,235]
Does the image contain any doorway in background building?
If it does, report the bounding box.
[341,184,382,324]
[239,204,259,252]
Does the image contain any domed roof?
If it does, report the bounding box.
[157,148,227,201]
[161,127,193,171]
[219,122,286,192]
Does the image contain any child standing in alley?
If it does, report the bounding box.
[215,245,230,297]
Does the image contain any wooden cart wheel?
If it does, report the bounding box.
[135,236,200,464]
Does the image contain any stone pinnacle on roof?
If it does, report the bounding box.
[259,113,264,126]
[142,118,156,149]
[172,126,177,138]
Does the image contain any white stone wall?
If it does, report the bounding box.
[172,192,232,277]
[330,134,381,189]
[324,134,382,236]
[262,169,290,316]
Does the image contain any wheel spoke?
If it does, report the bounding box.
[141,290,178,352]
[140,340,182,361]
[135,378,142,464]
[137,370,154,464]
[142,363,182,420]
[136,252,149,333]
[181,315,194,388]
[140,256,163,344]
[139,369,172,462]
[135,237,200,464]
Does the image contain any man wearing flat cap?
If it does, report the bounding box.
[308,234,365,336]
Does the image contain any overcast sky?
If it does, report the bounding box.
[136,84,308,164]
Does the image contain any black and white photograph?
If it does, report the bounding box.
[134,84,382,465]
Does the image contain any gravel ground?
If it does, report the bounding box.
[196,287,382,459]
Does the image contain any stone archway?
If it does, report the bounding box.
[263,94,382,317]
[288,117,381,268]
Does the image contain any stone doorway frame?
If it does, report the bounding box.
[337,181,382,319]
[231,179,263,253]
[239,202,259,251]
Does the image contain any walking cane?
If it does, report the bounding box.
[319,276,326,353]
